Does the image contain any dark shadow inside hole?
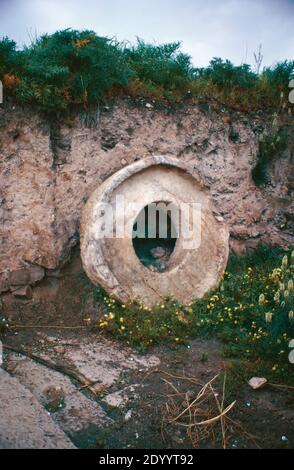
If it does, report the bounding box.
[132,202,178,272]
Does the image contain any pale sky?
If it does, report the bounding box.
[0,0,293,67]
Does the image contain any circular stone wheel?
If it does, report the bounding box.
[80,156,229,306]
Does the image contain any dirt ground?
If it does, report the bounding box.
[1,248,293,449]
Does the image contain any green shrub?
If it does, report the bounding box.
[5,29,133,113]
[0,29,293,114]
[261,60,294,103]
[196,58,257,90]
[0,37,21,76]
[195,58,294,112]
[123,39,195,101]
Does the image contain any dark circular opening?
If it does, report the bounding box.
[132,202,178,272]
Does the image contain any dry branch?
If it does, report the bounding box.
[161,371,238,448]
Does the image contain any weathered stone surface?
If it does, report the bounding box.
[6,333,160,392]
[57,335,160,389]
[12,285,32,299]
[5,354,111,438]
[248,377,268,390]
[9,268,30,286]
[0,368,75,449]
[81,156,230,305]
[9,265,45,288]
[0,103,293,293]
[27,264,45,284]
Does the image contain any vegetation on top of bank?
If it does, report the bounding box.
[95,246,294,385]
[0,29,293,115]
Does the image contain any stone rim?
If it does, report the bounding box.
[80,155,230,306]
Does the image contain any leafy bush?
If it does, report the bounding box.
[0,37,20,76]
[195,58,294,112]
[0,29,293,114]
[260,60,294,104]
[123,40,195,102]
[13,29,133,113]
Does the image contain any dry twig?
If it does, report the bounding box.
[161,371,237,448]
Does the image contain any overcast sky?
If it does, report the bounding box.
[0,0,293,68]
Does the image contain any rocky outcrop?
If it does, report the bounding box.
[0,101,293,294]
[0,368,75,449]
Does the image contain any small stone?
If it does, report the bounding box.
[150,247,166,259]
[9,268,30,286]
[145,103,153,109]
[103,391,125,408]
[124,410,132,421]
[248,377,267,390]
[44,386,65,413]
[54,346,65,355]
[12,285,33,299]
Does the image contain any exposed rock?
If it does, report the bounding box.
[44,385,65,413]
[103,391,126,408]
[12,285,32,299]
[103,385,140,408]
[5,353,111,439]
[0,103,293,294]
[230,239,247,256]
[9,268,30,286]
[0,368,75,449]
[56,335,160,389]
[150,247,166,259]
[8,265,44,287]
[248,377,268,390]
[27,265,45,284]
